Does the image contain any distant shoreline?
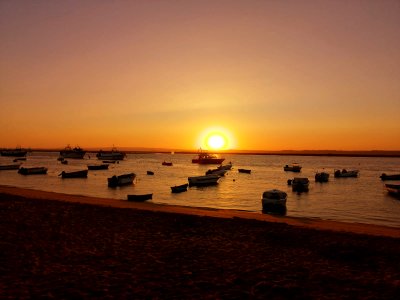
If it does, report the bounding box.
[3,148,400,158]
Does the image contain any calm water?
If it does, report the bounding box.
[1,152,400,227]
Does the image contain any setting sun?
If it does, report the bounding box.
[206,134,226,150]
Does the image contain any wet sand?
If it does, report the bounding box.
[1,186,400,299]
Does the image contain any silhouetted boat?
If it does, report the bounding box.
[334,169,359,178]
[218,162,233,170]
[291,177,309,192]
[18,167,47,175]
[262,189,287,211]
[103,160,118,164]
[88,164,109,170]
[385,184,400,197]
[188,174,220,186]
[162,161,173,166]
[171,183,189,193]
[192,149,225,164]
[108,173,135,187]
[1,147,27,157]
[127,193,153,202]
[284,164,302,172]
[59,170,88,178]
[97,148,126,160]
[315,172,329,182]
[147,170,154,175]
[205,168,227,176]
[0,164,21,170]
[59,145,86,159]
[238,168,251,174]
[13,157,26,162]
[380,173,400,181]
[61,160,68,164]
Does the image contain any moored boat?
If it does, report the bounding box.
[334,169,359,178]
[0,164,21,170]
[315,172,329,182]
[162,161,173,166]
[380,173,400,181]
[171,183,189,193]
[192,149,225,164]
[13,157,26,162]
[127,193,153,202]
[97,148,126,161]
[291,177,309,192]
[238,168,251,174]
[18,167,47,175]
[262,189,287,211]
[59,145,86,159]
[59,170,88,178]
[188,174,220,186]
[108,173,136,187]
[385,184,400,197]
[1,147,28,157]
[218,162,233,170]
[147,170,154,175]
[284,164,302,172]
[87,164,109,170]
[205,168,227,176]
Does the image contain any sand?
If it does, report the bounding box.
[1,185,400,299]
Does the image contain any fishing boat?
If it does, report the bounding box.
[127,193,153,202]
[1,147,28,157]
[147,170,154,175]
[191,149,225,164]
[0,164,21,170]
[334,169,359,178]
[87,164,109,170]
[162,161,173,166]
[262,189,287,211]
[218,162,233,170]
[96,147,126,160]
[205,168,227,176]
[18,167,48,175]
[59,145,86,159]
[291,177,309,192]
[188,174,220,187]
[107,173,136,187]
[103,160,118,164]
[238,168,251,174]
[315,172,329,182]
[59,170,88,178]
[284,164,302,172]
[385,184,400,197]
[380,173,400,181]
[171,183,189,193]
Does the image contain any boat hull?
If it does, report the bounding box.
[380,174,400,181]
[385,184,400,197]
[88,164,109,170]
[238,169,251,174]
[1,150,27,157]
[60,170,88,178]
[192,158,225,164]
[108,173,135,187]
[188,175,219,187]
[127,194,153,202]
[18,167,48,175]
[171,183,189,193]
[0,164,21,170]
[315,172,329,182]
[334,170,359,178]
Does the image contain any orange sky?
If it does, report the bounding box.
[1,0,399,151]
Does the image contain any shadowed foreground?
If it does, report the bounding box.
[1,193,400,299]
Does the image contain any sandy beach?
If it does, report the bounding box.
[1,185,400,299]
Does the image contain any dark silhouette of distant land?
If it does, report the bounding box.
[17,147,400,157]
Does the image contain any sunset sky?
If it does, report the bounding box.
[1,0,399,151]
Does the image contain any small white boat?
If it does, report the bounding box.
[107,173,136,187]
[188,174,220,187]
[262,189,287,211]
[291,177,309,192]
[334,169,359,178]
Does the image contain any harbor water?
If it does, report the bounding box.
[1,152,400,227]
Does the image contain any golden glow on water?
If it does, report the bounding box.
[196,127,236,150]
